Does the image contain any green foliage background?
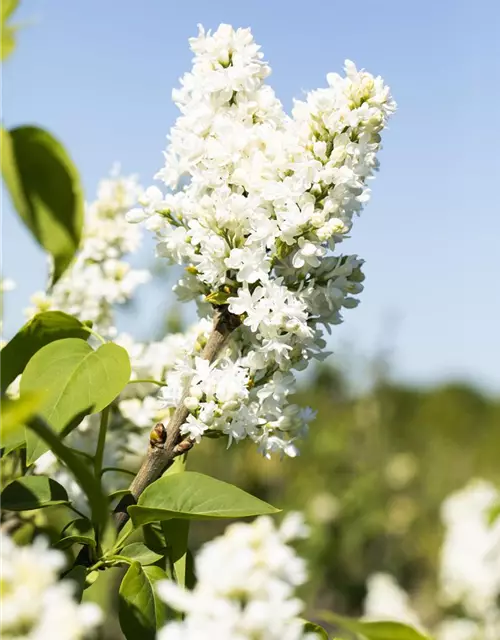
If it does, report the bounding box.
[189,363,500,624]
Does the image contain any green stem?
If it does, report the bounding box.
[107,554,133,565]
[94,406,110,478]
[127,378,167,387]
[83,326,106,344]
[88,559,106,572]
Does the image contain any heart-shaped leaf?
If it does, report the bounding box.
[128,471,280,527]
[21,338,131,463]
[1,311,90,393]
[0,392,44,454]
[1,476,69,511]
[118,562,168,640]
[120,543,164,566]
[2,126,84,284]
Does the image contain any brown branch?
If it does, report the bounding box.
[114,307,240,530]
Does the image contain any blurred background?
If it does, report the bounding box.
[3,0,500,637]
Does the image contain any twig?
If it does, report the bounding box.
[114,307,240,530]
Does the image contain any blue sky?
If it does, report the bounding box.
[3,0,500,393]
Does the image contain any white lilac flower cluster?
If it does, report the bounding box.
[156,513,319,640]
[26,166,150,336]
[363,479,500,640]
[0,533,101,639]
[128,23,396,457]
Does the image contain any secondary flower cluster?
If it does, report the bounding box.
[21,169,157,507]
[0,533,101,639]
[363,479,500,640]
[27,166,149,336]
[128,23,395,457]
[156,513,319,640]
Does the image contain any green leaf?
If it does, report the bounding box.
[108,489,132,503]
[114,519,135,552]
[318,612,431,640]
[161,519,189,586]
[302,620,329,639]
[1,0,18,61]
[118,562,168,640]
[488,502,500,525]
[0,392,44,452]
[21,338,131,463]
[1,476,69,510]
[1,310,90,393]
[160,453,190,584]
[56,518,96,549]
[129,471,280,527]
[1,126,84,283]
[27,416,108,533]
[120,543,163,566]
[2,0,19,22]
[142,524,168,555]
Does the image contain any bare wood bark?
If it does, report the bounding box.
[114,307,240,530]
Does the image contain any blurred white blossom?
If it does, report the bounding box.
[364,573,422,629]
[363,479,500,640]
[0,533,101,639]
[26,166,149,335]
[439,479,500,618]
[308,492,340,524]
[156,513,319,640]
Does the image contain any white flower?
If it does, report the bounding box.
[182,414,207,443]
[26,169,149,335]
[291,238,326,269]
[435,618,482,640]
[119,396,163,428]
[225,247,271,284]
[0,533,101,639]
[362,481,500,640]
[363,573,422,629]
[156,515,317,640]
[439,479,500,618]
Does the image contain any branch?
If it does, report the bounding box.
[114,307,240,530]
